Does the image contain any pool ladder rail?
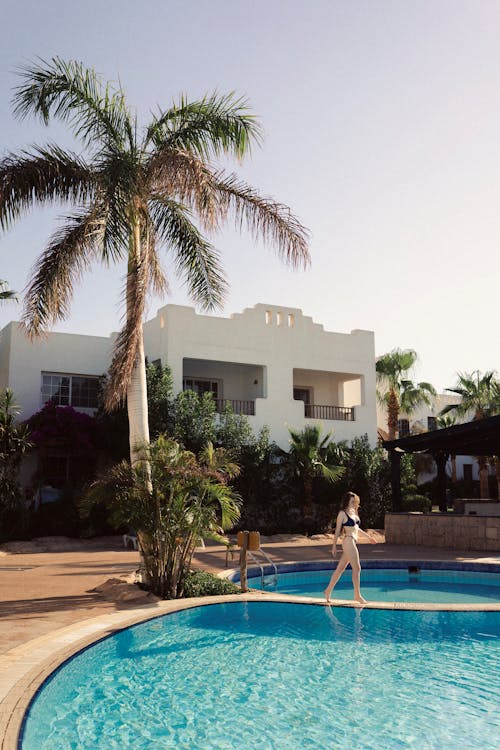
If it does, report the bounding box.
[248,548,278,589]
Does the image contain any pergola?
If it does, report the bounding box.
[383,415,500,512]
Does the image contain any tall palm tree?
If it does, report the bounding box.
[0,280,17,302]
[376,348,436,440]
[439,370,500,498]
[288,425,344,518]
[0,58,309,468]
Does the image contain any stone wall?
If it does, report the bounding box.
[385,512,500,552]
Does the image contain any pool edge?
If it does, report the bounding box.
[3,575,500,750]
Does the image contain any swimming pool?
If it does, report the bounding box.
[234,561,500,604]
[21,602,500,749]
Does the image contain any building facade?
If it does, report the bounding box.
[0,303,378,449]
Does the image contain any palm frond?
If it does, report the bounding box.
[105,238,150,409]
[22,206,108,336]
[211,171,310,269]
[147,148,220,232]
[12,57,134,150]
[0,145,95,230]
[149,197,228,310]
[145,91,262,159]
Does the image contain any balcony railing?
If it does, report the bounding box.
[304,404,355,421]
[215,399,255,416]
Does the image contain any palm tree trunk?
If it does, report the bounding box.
[388,388,399,441]
[127,334,150,467]
[126,218,150,469]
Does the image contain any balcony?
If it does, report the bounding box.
[304,403,355,421]
[215,398,255,416]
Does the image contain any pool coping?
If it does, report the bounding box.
[3,561,500,750]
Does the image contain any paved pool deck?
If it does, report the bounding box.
[1,534,499,749]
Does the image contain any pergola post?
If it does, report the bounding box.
[390,449,402,511]
[434,452,448,513]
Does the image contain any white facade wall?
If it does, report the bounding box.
[0,323,112,420]
[143,303,377,448]
[1,304,378,449]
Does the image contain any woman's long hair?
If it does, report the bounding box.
[340,491,359,511]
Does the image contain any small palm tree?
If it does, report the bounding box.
[81,436,241,598]
[0,58,309,472]
[0,280,17,302]
[440,371,500,498]
[288,425,344,518]
[376,348,436,440]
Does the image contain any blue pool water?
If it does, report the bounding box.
[22,602,500,749]
[248,568,500,603]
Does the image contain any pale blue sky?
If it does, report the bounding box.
[0,0,499,391]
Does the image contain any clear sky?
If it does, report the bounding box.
[0,0,499,392]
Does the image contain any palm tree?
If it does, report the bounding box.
[0,58,309,470]
[0,280,17,302]
[288,425,344,518]
[376,348,436,440]
[440,371,499,420]
[439,371,500,498]
[81,436,241,598]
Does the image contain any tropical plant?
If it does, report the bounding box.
[440,371,499,420]
[288,425,344,518]
[215,402,255,455]
[183,569,240,597]
[171,390,217,452]
[376,348,436,439]
[0,389,32,540]
[0,57,309,474]
[440,370,500,498]
[81,436,241,598]
[0,280,17,302]
[336,434,392,527]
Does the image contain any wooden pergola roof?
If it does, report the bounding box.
[382,415,500,512]
[382,415,500,457]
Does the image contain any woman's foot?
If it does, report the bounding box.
[354,595,367,604]
[324,589,332,602]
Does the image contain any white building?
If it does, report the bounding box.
[0,303,378,450]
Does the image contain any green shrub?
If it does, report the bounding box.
[183,570,241,598]
[401,494,432,512]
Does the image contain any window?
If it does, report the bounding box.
[287,313,295,328]
[41,373,99,409]
[293,387,311,405]
[397,419,410,437]
[183,378,219,398]
[427,416,437,431]
[265,310,272,325]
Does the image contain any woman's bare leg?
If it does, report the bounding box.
[344,537,366,603]
[324,551,349,601]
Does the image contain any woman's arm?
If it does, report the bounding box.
[331,512,345,556]
[357,526,377,544]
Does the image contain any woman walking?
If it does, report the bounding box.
[324,491,377,604]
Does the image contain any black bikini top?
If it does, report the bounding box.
[342,512,360,527]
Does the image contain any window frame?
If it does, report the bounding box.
[41,372,100,409]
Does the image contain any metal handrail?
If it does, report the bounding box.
[248,549,278,588]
